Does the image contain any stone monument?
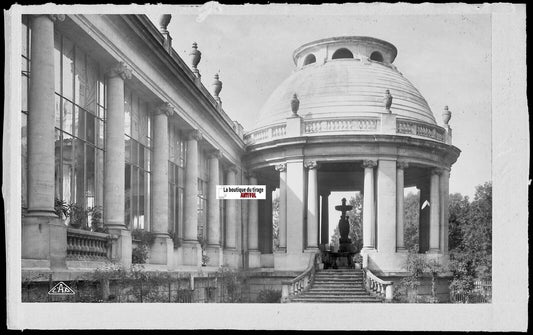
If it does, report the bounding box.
[335,198,355,253]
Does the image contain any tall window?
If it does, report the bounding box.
[21,16,31,212]
[169,123,185,237]
[124,87,152,230]
[24,24,107,229]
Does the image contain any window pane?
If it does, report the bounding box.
[131,95,139,140]
[85,56,98,114]
[145,148,151,171]
[74,106,85,140]
[22,19,28,57]
[124,164,131,228]
[131,139,138,166]
[86,112,95,144]
[73,138,85,207]
[124,87,131,136]
[62,133,73,204]
[75,46,86,107]
[145,172,150,231]
[169,184,174,232]
[55,94,61,128]
[21,113,28,209]
[62,99,73,134]
[178,187,184,239]
[62,36,74,101]
[96,148,104,207]
[132,166,139,229]
[21,75,28,112]
[54,130,61,202]
[138,142,144,167]
[86,145,95,198]
[54,31,61,94]
[97,119,104,149]
[139,170,145,230]
[125,136,131,163]
[98,80,105,107]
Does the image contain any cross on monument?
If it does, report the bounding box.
[334,198,353,220]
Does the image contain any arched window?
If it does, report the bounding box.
[370,51,384,62]
[332,48,354,59]
[303,54,316,66]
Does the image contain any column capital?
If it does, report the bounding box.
[107,61,133,80]
[304,160,318,170]
[208,149,223,160]
[275,163,287,172]
[154,102,174,117]
[397,161,409,169]
[227,164,238,174]
[431,168,443,176]
[362,160,377,169]
[320,190,331,197]
[245,171,257,180]
[186,129,203,141]
[47,14,66,22]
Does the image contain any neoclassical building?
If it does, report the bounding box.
[20,14,459,283]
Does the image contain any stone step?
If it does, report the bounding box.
[307,289,368,294]
[313,282,363,286]
[291,297,380,303]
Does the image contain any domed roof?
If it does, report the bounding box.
[253,37,436,131]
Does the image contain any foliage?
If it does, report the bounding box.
[256,289,281,303]
[403,192,420,251]
[54,198,104,232]
[448,182,492,301]
[54,198,69,219]
[131,229,155,264]
[272,194,280,250]
[216,267,246,303]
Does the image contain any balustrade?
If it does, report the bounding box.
[280,252,320,303]
[362,267,393,302]
[66,228,112,260]
[304,118,379,133]
[397,119,446,142]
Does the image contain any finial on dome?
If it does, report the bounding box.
[383,89,393,113]
[158,14,172,33]
[212,73,222,103]
[291,93,300,116]
[190,42,202,78]
[442,105,451,125]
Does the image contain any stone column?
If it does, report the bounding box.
[264,185,273,254]
[206,150,222,266]
[362,160,377,250]
[286,161,305,254]
[150,103,174,266]
[22,15,67,270]
[305,161,319,250]
[440,168,451,254]
[104,61,133,267]
[429,168,442,252]
[377,159,397,253]
[182,129,202,266]
[396,161,409,252]
[247,173,261,268]
[224,167,237,249]
[276,163,287,251]
[320,191,330,246]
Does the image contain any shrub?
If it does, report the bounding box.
[256,289,281,303]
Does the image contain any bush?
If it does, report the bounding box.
[256,289,281,303]
[132,244,149,264]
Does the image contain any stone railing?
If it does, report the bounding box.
[304,118,379,134]
[243,124,286,145]
[361,254,393,302]
[66,228,111,260]
[281,252,321,303]
[396,119,446,142]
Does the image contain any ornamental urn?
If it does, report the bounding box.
[212,74,222,97]
[158,14,171,32]
[190,42,202,69]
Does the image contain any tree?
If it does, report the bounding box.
[403,192,420,251]
[448,193,470,251]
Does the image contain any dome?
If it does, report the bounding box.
[253,36,436,131]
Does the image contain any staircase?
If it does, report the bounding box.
[289,269,381,303]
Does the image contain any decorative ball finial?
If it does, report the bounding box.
[383,89,393,113]
[290,93,300,116]
[158,14,172,33]
[190,42,202,71]
[212,73,222,99]
[442,105,452,125]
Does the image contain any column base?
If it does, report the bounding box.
[223,249,241,268]
[181,240,202,266]
[248,250,261,268]
[206,245,222,267]
[148,235,173,267]
[108,228,132,268]
[396,247,408,253]
[22,215,66,270]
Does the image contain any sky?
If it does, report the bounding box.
[148,4,492,200]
